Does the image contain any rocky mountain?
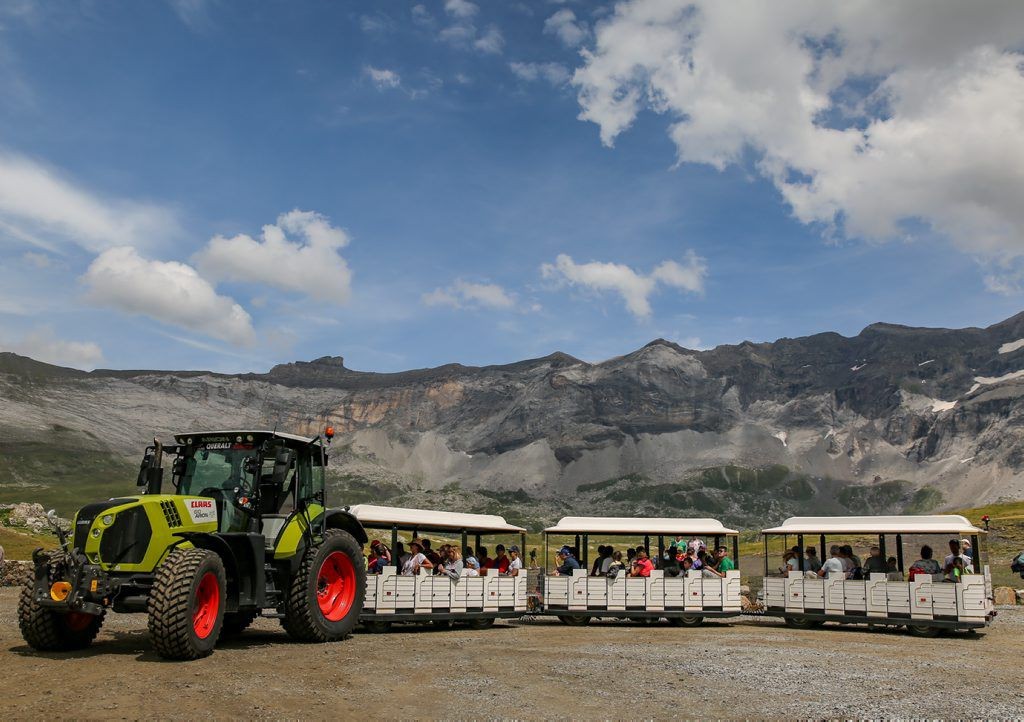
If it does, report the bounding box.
[2,312,1024,528]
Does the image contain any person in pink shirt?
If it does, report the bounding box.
[630,547,654,577]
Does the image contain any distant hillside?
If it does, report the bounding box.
[2,312,1024,525]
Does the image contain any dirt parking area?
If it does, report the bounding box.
[1,588,1022,719]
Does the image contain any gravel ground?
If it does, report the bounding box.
[1,588,1022,719]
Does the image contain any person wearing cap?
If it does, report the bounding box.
[464,556,481,577]
[401,540,434,576]
[493,544,511,574]
[505,545,523,576]
[553,546,580,576]
[960,538,975,571]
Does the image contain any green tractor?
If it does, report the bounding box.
[18,429,368,660]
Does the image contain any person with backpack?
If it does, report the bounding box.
[1010,550,1024,578]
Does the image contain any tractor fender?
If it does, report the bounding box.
[322,508,368,545]
[173,532,241,609]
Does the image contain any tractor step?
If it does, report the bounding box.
[261,612,287,619]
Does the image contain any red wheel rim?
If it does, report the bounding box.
[317,551,356,622]
[192,571,220,639]
[64,612,94,632]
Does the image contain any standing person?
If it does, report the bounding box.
[493,544,511,574]
[817,545,845,577]
[552,546,580,576]
[506,545,524,576]
[804,547,822,573]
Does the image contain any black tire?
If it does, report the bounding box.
[668,615,704,627]
[557,614,591,626]
[220,610,259,638]
[363,621,391,634]
[281,529,366,643]
[784,616,815,629]
[907,623,941,638]
[148,548,227,660]
[467,617,496,630]
[18,557,105,652]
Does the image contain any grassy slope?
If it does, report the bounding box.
[0,526,55,560]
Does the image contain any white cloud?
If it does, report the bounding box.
[83,246,255,347]
[439,0,503,55]
[364,66,401,90]
[21,251,51,268]
[0,150,178,254]
[572,1,1024,289]
[541,252,706,318]
[0,325,103,369]
[544,9,587,47]
[510,61,570,85]
[411,4,433,27]
[445,0,478,19]
[359,13,392,34]
[168,0,215,31]
[422,279,516,310]
[193,209,353,304]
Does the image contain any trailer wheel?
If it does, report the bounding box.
[363,621,391,634]
[148,548,226,660]
[467,617,496,630]
[668,615,704,627]
[281,529,366,643]
[18,553,105,652]
[557,614,591,626]
[784,616,815,629]
[220,610,259,638]
[906,623,941,638]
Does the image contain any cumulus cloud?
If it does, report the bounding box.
[83,246,254,346]
[544,9,587,47]
[438,0,503,54]
[541,252,707,318]
[193,209,353,304]
[0,325,103,369]
[364,66,401,90]
[0,150,178,254]
[422,279,516,310]
[573,1,1024,289]
[510,61,570,85]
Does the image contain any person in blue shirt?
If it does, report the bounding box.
[553,545,581,576]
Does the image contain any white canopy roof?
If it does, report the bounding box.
[544,516,738,536]
[762,515,985,535]
[348,504,526,534]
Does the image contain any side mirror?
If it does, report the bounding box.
[136,453,153,487]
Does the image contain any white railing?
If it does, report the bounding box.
[544,568,742,614]
[763,568,993,623]
[363,566,529,616]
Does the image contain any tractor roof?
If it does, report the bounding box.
[173,430,322,447]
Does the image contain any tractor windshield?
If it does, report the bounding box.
[178,445,258,497]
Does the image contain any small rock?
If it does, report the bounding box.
[1016,589,1024,604]
[993,586,1017,605]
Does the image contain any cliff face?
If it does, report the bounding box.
[2,312,1024,525]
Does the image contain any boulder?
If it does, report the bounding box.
[0,560,31,587]
[993,586,1017,606]
[0,503,69,533]
[1016,590,1024,605]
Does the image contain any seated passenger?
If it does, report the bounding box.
[885,556,901,580]
[493,544,511,574]
[553,546,580,576]
[909,545,942,579]
[626,548,637,567]
[662,547,681,577]
[476,546,493,570]
[401,540,433,576]
[779,548,799,574]
[506,545,523,576]
[687,536,706,556]
[630,547,654,577]
[804,546,822,573]
[704,546,734,578]
[839,545,858,576]
[944,538,973,576]
[394,542,410,568]
[439,546,464,580]
[817,545,845,577]
[606,551,626,578]
[947,556,966,583]
[862,545,887,576]
[689,549,704,571]
[421,538,442,567]
[464,556,481,577]
[591,545,611,576]
[680,556,694,574]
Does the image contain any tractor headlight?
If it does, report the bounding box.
[91,528,101,538]
[101,514,114,526]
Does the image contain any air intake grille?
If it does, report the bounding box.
[161,500,183,528]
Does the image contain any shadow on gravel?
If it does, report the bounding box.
[751,618,988,641]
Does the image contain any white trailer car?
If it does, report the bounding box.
[349,504,529,631]
[760,515,995,636]
[541,516,743,626]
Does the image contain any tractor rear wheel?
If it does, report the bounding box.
[281,529,366,643]
[220,610,259,638]
[148,548,226,660]
[18,561,105,651]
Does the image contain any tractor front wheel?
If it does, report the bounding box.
[281,529,366,643]
[148,548,226,660]
[18,575,105,651]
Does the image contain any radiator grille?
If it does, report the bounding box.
[160,500,183,528]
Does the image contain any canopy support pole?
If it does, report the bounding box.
[895,533,904,572]
[732,535,739,570]
[797,534,804,571]
[391,525,399,568]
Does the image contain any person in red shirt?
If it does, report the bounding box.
[631,547,654,577]
[476,546,493,570]
[493,544,511,574]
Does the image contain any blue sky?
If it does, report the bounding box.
[1,1,1022,373]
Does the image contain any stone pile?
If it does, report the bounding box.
[0,560,30,587]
